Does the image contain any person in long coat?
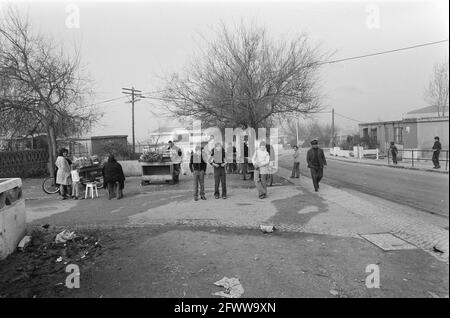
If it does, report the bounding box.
[102,154,126,199]
[55,148,72,200]
[306,139,327,192]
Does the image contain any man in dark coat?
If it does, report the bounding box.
[190,146,207,201]
[306,139,327,192]
[389,141,398,164]
[432,136,442,169]
[209,142,227,199]
[102,154,125,199]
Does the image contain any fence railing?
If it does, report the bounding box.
[387,149,449,171]
[0,149,49,178]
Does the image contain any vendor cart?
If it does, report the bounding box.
[140,161,177,185]
[79,165,104,188]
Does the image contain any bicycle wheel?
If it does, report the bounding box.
[42,177,60,194]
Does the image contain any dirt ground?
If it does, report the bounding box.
[1,224,448,298]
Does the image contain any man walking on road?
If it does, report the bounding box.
[389,141,399,164]
[432,136,442,169]
[306,139,327,192]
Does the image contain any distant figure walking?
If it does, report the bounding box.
[432,136,442,169]
[252,141,270,199]
[306,139,327,192]
[102,154,125,200]
[55,148,71,200]
[290,145,301,178]
[389,141,398,164]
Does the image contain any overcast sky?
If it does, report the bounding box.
[3,0,449,141]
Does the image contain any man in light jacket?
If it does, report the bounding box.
[252,141,270,199]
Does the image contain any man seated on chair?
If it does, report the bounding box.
[102,154,126,200]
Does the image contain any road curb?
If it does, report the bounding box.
[326,156,449,174]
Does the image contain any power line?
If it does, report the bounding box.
[334,112,363,123]
[320,39,449,65]
[89,96,127,107]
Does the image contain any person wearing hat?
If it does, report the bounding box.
[389,141,398,164]
[306,138,327,192]
[432,136,442,169]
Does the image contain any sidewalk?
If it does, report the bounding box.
[325,154,448,174]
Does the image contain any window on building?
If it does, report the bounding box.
[363,128,369,137]
[394,127,403,144]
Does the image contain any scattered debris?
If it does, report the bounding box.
[18,236,32,251]
[260,225,276,233]
[212,277,244,298]
[0,226,105,297]
[329,289,339,296]
[55,230,76,243]
[433,245,445,254]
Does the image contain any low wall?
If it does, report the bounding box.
[119,160,142,177]
[0,178,26,260]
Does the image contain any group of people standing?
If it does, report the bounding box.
[189,140,273,201]
[55,148,125,200]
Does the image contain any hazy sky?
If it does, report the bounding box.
[2,0,449,141]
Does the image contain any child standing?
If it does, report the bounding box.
[71,162,81,200]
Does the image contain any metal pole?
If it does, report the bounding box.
[131,87,135,157]
[411,150,414,167]
[446,150,448,171]
[331,108,335,147]
[387,148,390,164]
[296,118,299,147]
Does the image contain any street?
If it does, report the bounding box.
[278,150,450,218]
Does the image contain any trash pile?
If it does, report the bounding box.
[0,226,105,297]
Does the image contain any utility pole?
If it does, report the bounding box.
[331,108,335,147]
[296,118,299,147]
[122,87,142,157]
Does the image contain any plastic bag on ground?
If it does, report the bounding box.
[55,230,76,243]
[212,277,244,298]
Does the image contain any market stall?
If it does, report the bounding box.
[139,150,180,185]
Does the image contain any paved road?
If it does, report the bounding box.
[279,152,450,218]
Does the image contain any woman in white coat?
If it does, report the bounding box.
[55,148,72,200]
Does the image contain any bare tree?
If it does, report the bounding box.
[425,60,449,117]
[162,22,328,131]
[0,8,100,176]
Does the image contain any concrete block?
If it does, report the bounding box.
[0,178,26,260]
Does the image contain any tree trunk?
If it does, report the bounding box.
[46,124,57,178]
